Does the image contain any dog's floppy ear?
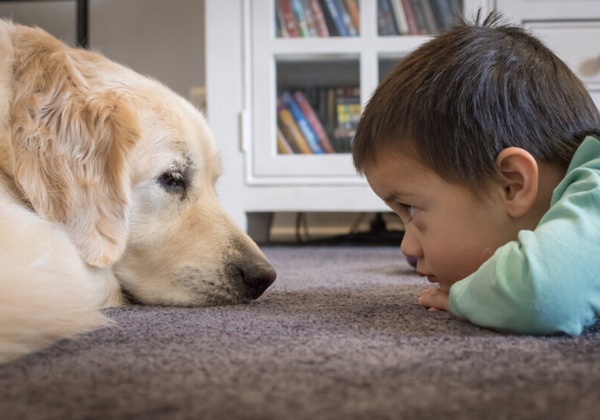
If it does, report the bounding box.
[11,30,139,267]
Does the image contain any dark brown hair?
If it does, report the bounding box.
[352,11,600,190]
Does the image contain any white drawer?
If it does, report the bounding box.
[524,21,600,91]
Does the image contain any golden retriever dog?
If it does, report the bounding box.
[0,20,276,364]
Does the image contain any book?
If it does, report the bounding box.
[378,0,399,36]
[319,0,338,36]
[277,115,301,153]
[337,99,361,130]
[280,0,300,37]
[301,0,319,37]
[277,100,312,154]
[277,127,295,154]
[401,0,419,34]
[276,0,290,37]
[390,0,409,35]
[293,91,336,153]
[280,92,325,154]
[326,88,338,150]
[291,0,311,37]
[309,0,330,37]
[335,0,358,36]
[321,0,350,37]
[421,0,439,34]
[319,87,360,153]
[431,0,459,30]
[314,88,328,131]
[344,0,360,33]
[410,0,430,35]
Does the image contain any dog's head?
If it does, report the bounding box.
[9,24,276,306]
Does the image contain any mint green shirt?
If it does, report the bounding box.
[449,136,600,335]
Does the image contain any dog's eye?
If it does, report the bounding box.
[159,172,186,191]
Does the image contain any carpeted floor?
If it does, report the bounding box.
[1,247,599,420]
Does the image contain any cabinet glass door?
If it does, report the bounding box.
[252,0,369,181]
[276,56,360,156]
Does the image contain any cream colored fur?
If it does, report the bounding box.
[0,21,275,364]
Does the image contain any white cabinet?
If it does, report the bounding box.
[206,0,494,230]
[206,1,600,232]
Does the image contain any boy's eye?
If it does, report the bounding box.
[399,204,418,221]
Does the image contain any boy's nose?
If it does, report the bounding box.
[401,226,423,260]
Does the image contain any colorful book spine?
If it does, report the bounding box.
[319,0,338,36]
[335,0,358,36]
[344,0,360,33]
[310,0,330,36]
[277,115,301,153]
[378,0,399,36]
[390,0,409,35]
[291,0,310,37]
[280,92,324,154]
[322,0,350,36]
[276,0,290,37]
[301,0,319,37]
[410,0,430,34]
[277,100,312,154]
[280,0,300,37]
[328,88,359,153]
[276,127,295,154]
[293,91,336,153]
[401,0,419,34]
[337,99,361,130]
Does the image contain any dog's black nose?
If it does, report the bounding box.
[241,264,277,299]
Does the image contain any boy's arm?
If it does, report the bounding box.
[449,166,600,336]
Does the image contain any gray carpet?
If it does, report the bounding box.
[1,247,599,420]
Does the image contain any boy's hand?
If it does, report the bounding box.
[418,288,450,312]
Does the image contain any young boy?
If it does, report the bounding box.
[352,11,600,335]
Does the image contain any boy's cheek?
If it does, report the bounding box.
[428,258,470,291]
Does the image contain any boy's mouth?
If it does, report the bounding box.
[417,271,437,283]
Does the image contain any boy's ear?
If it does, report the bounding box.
[495,147,539,219]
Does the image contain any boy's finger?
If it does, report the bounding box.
[418,296,435,307]
[418,297,431,307]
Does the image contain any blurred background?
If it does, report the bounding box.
[3,0,597,246]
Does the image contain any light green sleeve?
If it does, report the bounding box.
[449,160,600,336]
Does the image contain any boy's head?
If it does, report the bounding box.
[354,11,600,289]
